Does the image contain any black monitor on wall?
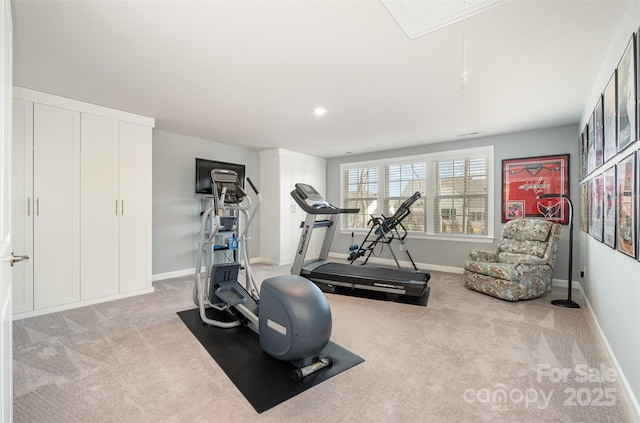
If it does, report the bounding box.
[195,158,246,195]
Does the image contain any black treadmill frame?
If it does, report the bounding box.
[290,184,430,306]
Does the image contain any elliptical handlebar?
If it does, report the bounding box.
[246,177,259,195]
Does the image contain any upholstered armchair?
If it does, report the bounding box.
[463,218,561,301]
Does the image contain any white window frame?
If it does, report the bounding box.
[339,145,495,242]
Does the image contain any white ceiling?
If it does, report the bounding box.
[11,0,629,158]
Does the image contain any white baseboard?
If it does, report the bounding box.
[253,257,291,266]
[152,258,268,282]
[12,287,155,321]
[152,268,200,281]
[327,252,463,275]
[577,284,640,421]
[550,278,581,289]
[151,259,581,291]
[327,252,585,289]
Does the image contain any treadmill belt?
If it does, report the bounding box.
[312,262,428,283]
[307,262,430,306]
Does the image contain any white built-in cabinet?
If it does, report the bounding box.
[259,149,326,266]
[12,100,81,312]
[81,114,152,299]
[12,88,154,318]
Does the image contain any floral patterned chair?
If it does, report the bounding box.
[463,218,561,301]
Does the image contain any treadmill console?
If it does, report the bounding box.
[291,183,360,215]
[292,183,339,214]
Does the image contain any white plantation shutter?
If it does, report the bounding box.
[383,162,427,231]
[341,146,492,238]
[434,157,488,235]
[342,166,379,229]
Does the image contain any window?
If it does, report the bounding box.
[435,157,489,235]
[340,146,493,239]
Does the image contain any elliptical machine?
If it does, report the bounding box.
[193,169,333,380]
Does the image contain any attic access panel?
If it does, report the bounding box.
[382,0,509,39]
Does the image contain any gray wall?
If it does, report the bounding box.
[152,129,260,276]
[326,124,580,282]
[576,1,640,413]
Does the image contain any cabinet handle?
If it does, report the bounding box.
[121,200,124,216]
[27,197,31,217]
[36,198,39,216]
[10,252,30,267]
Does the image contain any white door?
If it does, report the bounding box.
[33,103,81,309]
[12,98,34,313]
[80,113,119,299]
[1,0,13,419]
[119,121,151,293]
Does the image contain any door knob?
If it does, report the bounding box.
[10,253,30,267]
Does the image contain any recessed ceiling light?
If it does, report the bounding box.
[313,106,328,117]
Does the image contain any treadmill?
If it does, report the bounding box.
[290,183,431,306]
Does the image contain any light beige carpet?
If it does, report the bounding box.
[12,265,635,422]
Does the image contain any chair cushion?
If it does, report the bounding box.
[497,239,549,259]
[464,260,519,281]
[501,219,554,241]
[462,271,523,301]
[498,219,554,258]
[468,250,498,262]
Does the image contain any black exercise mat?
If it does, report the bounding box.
[177,308,365,413]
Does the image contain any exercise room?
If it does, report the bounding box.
[2,1,640,422]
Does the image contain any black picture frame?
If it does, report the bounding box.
[603,166,616,249]
[579,182,588,233]
[616,153,636,258]
[594,95,604,170]
[587,113,595,174]
[588,174,603,242]
[603,71,617,163]
[617,34,637,152]
[581,130,588,178]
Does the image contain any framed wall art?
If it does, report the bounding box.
[581,130,588,178]
[603,71,617,163]
[588,173,603,242]
[502,154,570,224]
[587,110,596,173]
[617,34,636,152]
[594,96,604,170]
[603,166,616,249]
[616,153,636,258]
[579,182,588,233]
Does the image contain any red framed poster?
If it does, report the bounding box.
[502,154,570,224]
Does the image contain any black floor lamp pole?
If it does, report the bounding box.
[537,193,580,308]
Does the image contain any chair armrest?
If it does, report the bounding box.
[469,250,497,262]
[498,252,549,266]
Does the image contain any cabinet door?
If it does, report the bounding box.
[80,114,119,299]
[11,99,34,313]
[33,104,81,309]
[118,122,152,293]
